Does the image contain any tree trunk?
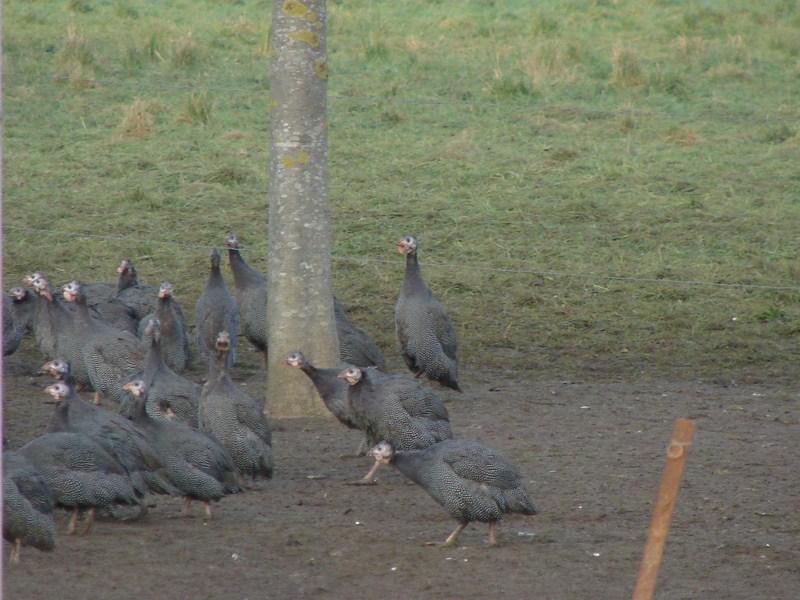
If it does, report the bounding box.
[266,0,338,417]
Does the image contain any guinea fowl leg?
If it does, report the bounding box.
[92,391,101,405]
[346,459,381,485]
[425,523,466,547]
[204,502,213,519]
[67,508,80,534]
[81,508,96,535]
[181,497,193,517]
[487,521,498,547]
[10,539,21,563]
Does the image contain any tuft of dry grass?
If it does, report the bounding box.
[674,35,708,60]
[172,31,198,67]
[520,40,582,85]
[179,92,212,125]
[664,127,700,146]
[706,62,748,80]
[610,43,645,88]
[115,99,155,139]
[55,24,96,88]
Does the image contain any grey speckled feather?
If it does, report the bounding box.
[226,234,267,355]
[195,249,239,368]
[67,285,145,405]
[346,368,453,452]
[47,376,177,497]
[138,286,190,373]
[125,382,241,503]
[19,432,142,511]
[394,237,461,391]
[3,451,56,554]
[199,339,272,480]
[392,439,537,525]
[335,299,386,370]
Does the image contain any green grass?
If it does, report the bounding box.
[4,0,800,381]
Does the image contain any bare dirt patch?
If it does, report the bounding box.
[3,343,798,599]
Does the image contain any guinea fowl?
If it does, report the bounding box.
[225,233,267,366]
[199,331,273,482]
[286,351,357,429]
[41,363,177,499]
[62,280,145,406]
[114,259,159,321]
[286,350,368,456]
[131,319,200,428]
[334,298,387,370]
[19,424,144,535]
[369,439,537,547]
[337,366,453,483]
[195,249,239,369]
[122,379,241,518]
[24,273,63,362]
[138,282,190,373]
[26,274,94,389]
[3,294,25,356]
[3,450,56,562]
[8,287,38,336]
[394,235,461,392]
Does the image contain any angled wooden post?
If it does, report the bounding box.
[632,418,696,600]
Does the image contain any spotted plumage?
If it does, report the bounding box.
[138,282,190,373]
[131,319,199,427]
[123,380,241,517]
[3,451,56,561]
[334,298,387,370]
[195,249,239,369]
[18,431,143,535]
[394,235,461,392]
[338,366,453,482]
[371,439,537,546]
[41,366,177,498]
[225,233,267,362]
[199,332,273,481]
[62,281,145,405]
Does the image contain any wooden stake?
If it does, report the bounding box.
[632,418,696,600]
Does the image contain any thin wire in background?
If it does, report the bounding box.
[4,225,798,293]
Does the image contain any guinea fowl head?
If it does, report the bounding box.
[22,272,45,287]
[40,359,70,380]
[225,233,240,250]
[285,351,307,368]
[44,382,70,403]
[215,331,231,353]
[337,366,362,386]
[122,379,146,399]
[209,248,221,269]
[9,287,29,302]
[116,259,134,275]
[158,282,173,300]
[29,275,52,301]
[62,281,82,303]
[369,441,396,464]
[397,235,418,256]
[116,259,139,289]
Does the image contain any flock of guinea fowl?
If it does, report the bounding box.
[2,233,536,563]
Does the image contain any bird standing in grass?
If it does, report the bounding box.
[394,235,461,392]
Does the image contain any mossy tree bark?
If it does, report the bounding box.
[267,0,338,417]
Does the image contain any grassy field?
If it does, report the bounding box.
[4,0,800,381]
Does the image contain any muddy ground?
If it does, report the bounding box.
[3,341,799,600]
